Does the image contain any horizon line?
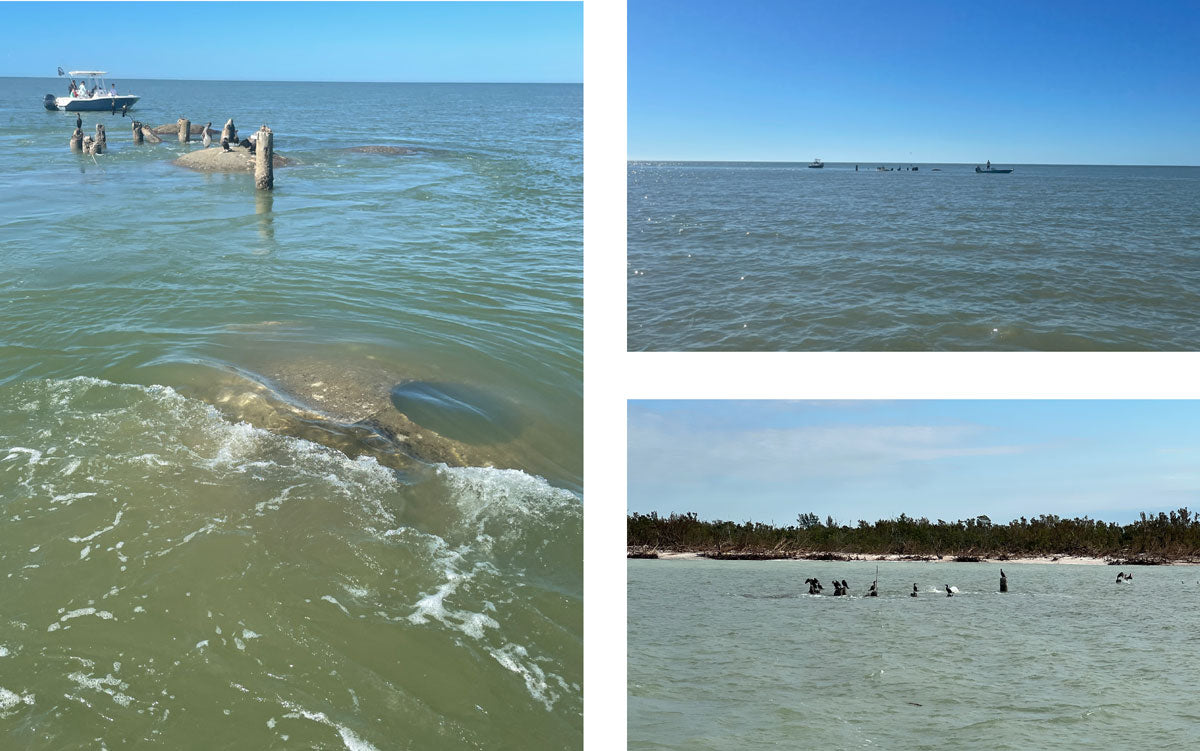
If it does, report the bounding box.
[628,158,1200,168]
[1,75,582,85]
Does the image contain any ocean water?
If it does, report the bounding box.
[628,559,1200,750]
[0,78,581,748]
[628,161,1200,351]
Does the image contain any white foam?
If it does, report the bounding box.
[278,701,379,751]
[0,687,35,714]
[52,491,97,506]
[67,672,131,707]
[54,608,116,627]
[69,507,124,543]
[3,447,43,465]
[488,643,559,711]
[321,595,351,617]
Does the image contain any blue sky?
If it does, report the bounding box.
[0,2,581,83]
[629,0,1200,164]
[628,401,1200,526]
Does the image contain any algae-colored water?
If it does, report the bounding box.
[0,77,581,749]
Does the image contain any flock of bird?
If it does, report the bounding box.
[803,569,1011,597]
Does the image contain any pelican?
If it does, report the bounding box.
[202,122,212,148]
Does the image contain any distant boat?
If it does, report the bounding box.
[808,158,824,168]
[975,160,1013,174]
[43,70,139,112]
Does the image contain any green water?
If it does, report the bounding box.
[1,78,581,749]
[629,559,1200,750]
[629,162,1200,351]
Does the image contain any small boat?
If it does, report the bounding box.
[43,70,139,112]
[808,158,824,168]
[975,160,1013,174]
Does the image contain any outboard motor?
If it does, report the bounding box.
[43,93,59,111]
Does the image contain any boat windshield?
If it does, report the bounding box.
[66,71,114,98]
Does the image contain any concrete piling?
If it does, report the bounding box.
[254,125,273,190]
[95,123,106,153]
[132,120,143,145]
[178,118,191,143]
[221,118,237,145]
[141,125,163,144]
[69,127,83,151]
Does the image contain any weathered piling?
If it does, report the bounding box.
[69,127,83,151]
[1000,569,1008,593]
[141,125,163,144]
[95,123,106,153]
[254,125,274,190]
[178,118,191,143]
[221,118,237,145]
[82,135,96,155]
[132,120,143,145]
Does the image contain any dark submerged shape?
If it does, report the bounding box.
[390,381,523,445]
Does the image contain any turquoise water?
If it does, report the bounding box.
[1,77,581,749]
[628,161,1200,351]
[629,558,1200,750]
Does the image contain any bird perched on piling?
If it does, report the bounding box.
[75,113,82,130]
[202,122,212,148]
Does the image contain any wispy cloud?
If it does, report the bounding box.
[629,416,1028,487]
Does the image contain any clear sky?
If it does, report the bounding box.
[0,2,581,83]
[629,400,1200,526]
[629,0,1200,164]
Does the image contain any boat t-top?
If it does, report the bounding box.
[808,158,824,168]
[44,70,139,112]
[975,160,1013,174]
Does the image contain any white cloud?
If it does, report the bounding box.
[629,418,1027,488]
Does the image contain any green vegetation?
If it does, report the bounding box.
[627,509,1200,562]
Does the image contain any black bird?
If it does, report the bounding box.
[221,138,231,152]
[945,585,953,597]
[911,583,918,597]
[75,113,82,129]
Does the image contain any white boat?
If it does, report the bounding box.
[43,70,140,112]
[808,158,824,168]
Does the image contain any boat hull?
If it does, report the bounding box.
[975,167,1013,173]
[48,95,140,112]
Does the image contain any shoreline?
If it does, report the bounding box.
[627,547,1200,566]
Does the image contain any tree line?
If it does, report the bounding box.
[626,508,1200,561]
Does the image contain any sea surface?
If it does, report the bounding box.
[628,558,1200,750]
[628,161,1200,351]
[0,77,581,749]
